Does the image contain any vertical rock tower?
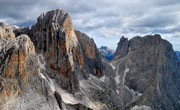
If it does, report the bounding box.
[30,9,82,92]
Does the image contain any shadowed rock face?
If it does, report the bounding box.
[113,34,180,110]
[114,36,129,59]
[75,30,104,77]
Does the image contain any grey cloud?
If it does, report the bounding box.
[155,0,180,6]
[130,14,178,28]
[0,0,180,50]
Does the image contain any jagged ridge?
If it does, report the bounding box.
[0,9,180,110]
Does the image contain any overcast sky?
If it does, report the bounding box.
[0,0,180,51]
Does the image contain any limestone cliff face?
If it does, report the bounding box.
[0,22,17,40]
[75,31,104,77]
[12,9,117,110]
[114,36,129,59]
[112,34,180,110]
[0,26,60,110]
[29,9,82,93]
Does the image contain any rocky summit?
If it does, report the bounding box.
[0,9,180,110]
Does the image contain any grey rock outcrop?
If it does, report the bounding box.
[0,22,19,40]
[0,34,61,110]
[112,34,180,110]
[75,30,124,110]
[75,31,104,77]
[114,36,129,59]
[29,9,81,93]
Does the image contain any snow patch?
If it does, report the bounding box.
[110,63,115,70]
[40,73,46,80]
[131,105,151,110]
[116,90,119,94]
[123,65,129,85]
[122,65,143,97]
[49,78,55,92]
[56,88,80,105]
[136,92,143,97]
[37,54,55,93]
[115,75,120,84]
[124,84,142,97]
[40,73,55,93]
[100,76,105,82]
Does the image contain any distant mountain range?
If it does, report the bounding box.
[99,47,180,62]
[176,51,180,61]
[99,46,115,60]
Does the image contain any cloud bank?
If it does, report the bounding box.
[0,0,180,50]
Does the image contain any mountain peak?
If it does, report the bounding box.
[114,36,129,59]
[113,34,180,109]
[0,22,17,40]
